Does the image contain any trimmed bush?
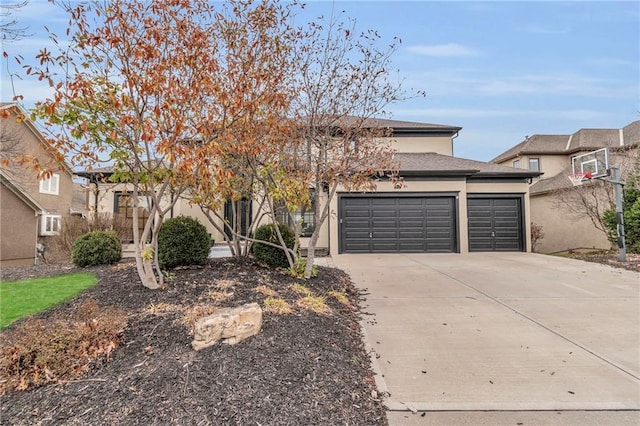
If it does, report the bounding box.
[72,231,122,267]
[251,223,296,268]
[158,216,210,269]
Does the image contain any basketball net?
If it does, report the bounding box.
[568,172,592,186]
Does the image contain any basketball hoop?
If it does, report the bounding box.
[568,172,592,186]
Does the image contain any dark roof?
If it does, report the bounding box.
[395,152,540,178]
[491,120,640,163]
[300,115,462,136]
[623,120,640,145]
[348,116,461,133]
[529,168,573,195]
[491,135,570,163]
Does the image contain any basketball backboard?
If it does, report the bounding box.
[571,148,609,179]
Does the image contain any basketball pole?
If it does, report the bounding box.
[609,166,626,262]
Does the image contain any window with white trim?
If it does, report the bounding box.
[528,158,540,172]
[41,215,62,236]
[39,173,60,195]
[512,159,521,169]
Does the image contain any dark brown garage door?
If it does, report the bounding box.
[467,196,523,252]
[339,195,457,253]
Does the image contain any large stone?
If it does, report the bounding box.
[191,303,262,351]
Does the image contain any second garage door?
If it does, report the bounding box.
[339,195,457,253]
[467,196,523,252]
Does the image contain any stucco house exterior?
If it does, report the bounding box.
[79,118,541,256]
[0,103,79,266]
[492,120,639,253]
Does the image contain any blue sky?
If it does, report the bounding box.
[2,1,638,161]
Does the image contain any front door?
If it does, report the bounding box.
[223,198,252,241]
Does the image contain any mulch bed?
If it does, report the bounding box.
[0,259,388,425]
[559,250,640,273]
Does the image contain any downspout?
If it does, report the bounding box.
[451,131,459,157]
[33,212,41,265]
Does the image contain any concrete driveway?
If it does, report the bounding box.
[326,253,639,421]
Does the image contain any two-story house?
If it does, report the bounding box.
[79,118,541,256]
[0,102,78,266]
[492,120,640,253]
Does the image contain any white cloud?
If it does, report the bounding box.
[406,43,480,57]
[477,73,636,99]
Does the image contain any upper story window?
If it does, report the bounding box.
[39,173,60,195]
[512,159,521,169]
[528,158,540,172]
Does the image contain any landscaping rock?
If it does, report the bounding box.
[192,302,262,350]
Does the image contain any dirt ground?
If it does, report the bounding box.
[0,259,388,426]
[556,250,640,273]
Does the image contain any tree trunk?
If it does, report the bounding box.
[134,245,160,289]
[304,229,320,278]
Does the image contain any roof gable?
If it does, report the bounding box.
[395,152,540,178]
[491,120,640,163]
[1,103,73,176]
[0,170,45,212]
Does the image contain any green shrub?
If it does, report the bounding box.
[251,223,296,268]
[157,216,210,269]
[72,231,122,267]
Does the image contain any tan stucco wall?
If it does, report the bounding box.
[530,193,611,253]
[497,154,569,179]
[389,135,453,155]
[532,155,568,178]
[0,184,39,266]
[327,179,532,255]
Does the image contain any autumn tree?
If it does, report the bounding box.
[552,148,639,245]
[284,12,416,277]
[1,0,29,42]
[185,0,305,261]
[28,0,225,289]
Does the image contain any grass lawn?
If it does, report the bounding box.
[0,273,98,329]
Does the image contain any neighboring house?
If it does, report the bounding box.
[0,103,76,266]
[79,118,540,256]
[492,120,640,253]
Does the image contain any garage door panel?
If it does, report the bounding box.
[399,220,424,229]
[344,220,369,229]
[344,198,370,206]
[399,230,425,239]
[344,210,370,218]
[468,197,523,252]
[371,198,398,206]
[340,196,456,253]
[398,198,425,206]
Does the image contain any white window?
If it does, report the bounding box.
[512,159,521,169]
[41,215,62,236]
[528,158,540,172]
[39,174,60,195]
